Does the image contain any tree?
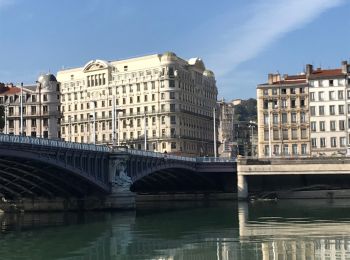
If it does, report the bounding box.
[233,99,257,122]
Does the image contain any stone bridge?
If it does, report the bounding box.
[0,135,236,208]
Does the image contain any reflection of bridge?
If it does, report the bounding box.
[0,135,236,210]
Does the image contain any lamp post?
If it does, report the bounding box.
[144,113,147,151]
[249,121,256,157]
[68,115,72,142]
[20,82,23,135]
[112,96,124,147]
[3,105,8,134]
[39,82,42,138]
[213,107,217,158]
[91,101,96,145]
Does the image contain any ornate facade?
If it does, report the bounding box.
[257,73,310,157]
[57,52,218,156]
[0,74,60,138]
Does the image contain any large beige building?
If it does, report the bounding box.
[0,74,60,138]
[57,52,218,156]
[257,73,310,157]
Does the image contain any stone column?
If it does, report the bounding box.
[237,174,248,200]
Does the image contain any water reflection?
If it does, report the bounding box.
[239,200,350,260]
[1,200,350,259]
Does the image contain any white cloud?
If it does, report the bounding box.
[207,0,345,77]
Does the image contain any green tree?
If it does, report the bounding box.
[233,99,257,122]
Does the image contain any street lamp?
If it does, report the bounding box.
[144,113,147,151]
[112,96,124,147]
[91,100,96,145]
[213,107,217,158]
[68,115,72,142]
[20,82,24,135]
[248,121,256,157]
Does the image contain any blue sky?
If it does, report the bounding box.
[0,0,349,100]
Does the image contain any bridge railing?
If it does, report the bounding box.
[0,134,111,152]
[118,148,197,162]
[115,146,235,163]
[196,157,236,163]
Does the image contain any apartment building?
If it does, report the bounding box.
[57,52,218,156]
[0,74,60,138]
[308,62,350,156]
[257,73,310,157]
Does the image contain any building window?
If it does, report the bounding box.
[282,129,288,140]
[320,138,326,148]
[339,105,344,115]
[329,91,335,100]
[273,130,279,140]
[311,138,317,148]
[318,91,324,101]
[319,106,324,116]
[291,99,296,108]
[329,79,334,86]
[301,144,307,155]
[330,121,336,131]
[281,99,287,108]
[282,113,287,124]
[170,116,176,124]
[292,144,298,155]
[319,121,325,131]
[169,80,175,88]
[300,112,306,123]
[291,113,297,123]
[331,137,337,147]
[273,145,279,155]
[310,92,315,101]
[273,114,278,124]
[310,106,315,116]
[340,137,346,147]
[339,120,345,130]
[311,122,316,132]
[291,129,297,140]
[264,114,269,125]
[169,92,175,99]
[329,105,335,115]
[264,145,269,156]
[338,90,344,100]
[301,128,307,139]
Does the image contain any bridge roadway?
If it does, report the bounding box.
[0,135,236,210]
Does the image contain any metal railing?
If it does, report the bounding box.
[0,134,111,152]
[0,134,236,162]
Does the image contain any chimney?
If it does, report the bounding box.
[341,60,348,74]
[268,73,273,84]
[306,64,313,76]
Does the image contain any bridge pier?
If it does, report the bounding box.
[237,174,248,200]
[107,152,135,210]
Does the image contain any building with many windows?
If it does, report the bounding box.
[257,73,310,157]
[257,61,350,158]
[57,52,218,156]
[308,62,350,156]
[0,74,60,138]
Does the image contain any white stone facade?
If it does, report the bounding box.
[57,52,218,156]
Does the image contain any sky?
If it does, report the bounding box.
[0,0,349,100]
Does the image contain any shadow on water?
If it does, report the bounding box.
[0,200,350,259]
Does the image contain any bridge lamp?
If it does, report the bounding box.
[90,101,97,145]
[68,115,72,142]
